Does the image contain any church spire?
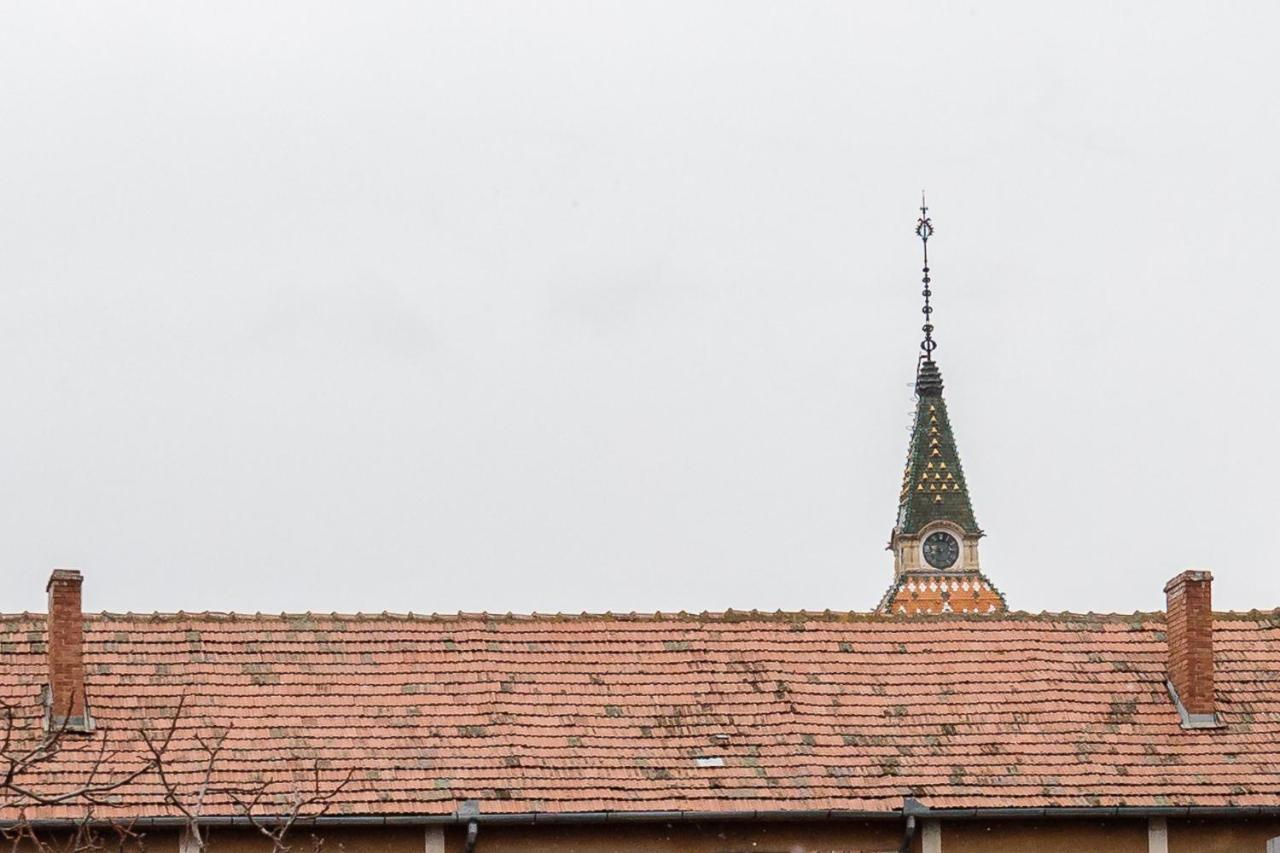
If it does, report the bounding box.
[876,199,1005,616]
[896,196,978,538]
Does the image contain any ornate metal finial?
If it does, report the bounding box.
[915,192,936,362]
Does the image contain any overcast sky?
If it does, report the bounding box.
[2,2,1277,616]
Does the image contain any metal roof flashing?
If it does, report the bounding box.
[1166,679,1225,730]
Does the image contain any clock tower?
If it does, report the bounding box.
[875,199,1007,615]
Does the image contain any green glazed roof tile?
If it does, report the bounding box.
[894,359,980,535]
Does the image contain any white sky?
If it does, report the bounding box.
[2,2,1277,616]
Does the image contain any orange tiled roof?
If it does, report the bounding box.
[2,610,1280,820]
[877,572,1007,615]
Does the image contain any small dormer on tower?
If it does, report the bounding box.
[876,198,1006,616]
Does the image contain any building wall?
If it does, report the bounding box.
[204,826,422,853]
[197,822,910,853]
[1168,817,1280,853]
[443,820,909,853]
[89,816,1280,853]
[449,818,1280,853]
[942,818,1147,852]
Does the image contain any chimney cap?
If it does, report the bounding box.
[46,568,84,592]
[1164,570,1213,595]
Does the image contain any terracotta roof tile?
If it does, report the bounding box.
[2,611,1279,819]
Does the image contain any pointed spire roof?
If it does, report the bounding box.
[894,360,980,535]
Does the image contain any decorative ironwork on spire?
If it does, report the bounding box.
[914,194,944,396]
[916,192,935,363]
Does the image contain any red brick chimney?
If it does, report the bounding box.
[46,569,92,731]
[1164,570,1219,729]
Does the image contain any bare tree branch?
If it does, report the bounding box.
[221,763,354,853]
[2,693,349,853]
[0,697,177,809]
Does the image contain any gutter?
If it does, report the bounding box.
[10,804,1280,830]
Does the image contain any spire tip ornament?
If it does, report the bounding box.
[916,193,936,364]
[915,192,933,240]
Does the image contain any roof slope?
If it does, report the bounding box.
[896,360,980,535]
[2,611,1279,820]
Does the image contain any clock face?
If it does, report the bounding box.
[922,531,960,570]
